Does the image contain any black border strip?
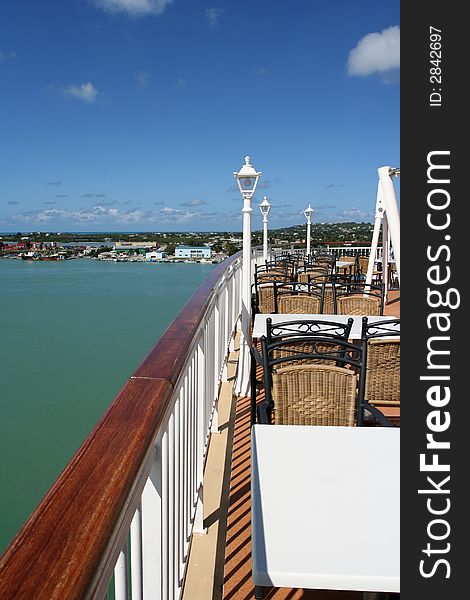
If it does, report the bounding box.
[401,3,464,597]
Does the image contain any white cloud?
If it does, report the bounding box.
[205,8,224,28]
[93,0,173,17]
[136,71,151,86]
[181,199,207,207]
[0,50,18,64]
[347,26,400,77]
[336,208,374,221]
[9,204,204,226]
[175,77,187,90]
[254,67,268,77]
[63,82,100,104]
[10,206,139,225]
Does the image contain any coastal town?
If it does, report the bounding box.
[0,222,375,262]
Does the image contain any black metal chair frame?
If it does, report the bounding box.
[254,262,289,278]
[265,315,353,345]
[361,316,400,340]
[252,331,392,427]
[249,316,354,425]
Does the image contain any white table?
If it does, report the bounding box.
[251,425,400,594]
[336,260,355,276]
[252,314,399,340]
[336,260,355,269]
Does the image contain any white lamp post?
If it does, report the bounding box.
[304,204,314,257]
[234,156,262,398]
[259,196,272,263]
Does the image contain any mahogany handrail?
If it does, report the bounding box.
[0,252,242,600]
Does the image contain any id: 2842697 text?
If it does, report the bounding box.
[429,26,442,107]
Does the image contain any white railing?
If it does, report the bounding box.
[111,257,242,600]
[270,245,391,262]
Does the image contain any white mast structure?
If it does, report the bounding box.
[365,166,400,300]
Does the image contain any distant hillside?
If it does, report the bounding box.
[1,222,375,246]
[255,222,375,244]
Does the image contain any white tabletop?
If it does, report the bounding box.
[336,260,354,269]
[252,313,399,340]
[251,425,400,592]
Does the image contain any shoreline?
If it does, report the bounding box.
[1,254,222,264]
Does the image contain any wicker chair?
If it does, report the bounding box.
[273,282,324,314]
[389,262,399,289]
[272,363,357,426]
[339,254,356,263]
[253,331,391,427]
[297,267,330,283]
[312,258,335,271]
[254,269,290,284]
[336,254,358,280]
[274,255,297,272]
[334,283,385,316]
[299,274,351,314]
[360,318,400,426]
[336,295,382,316]
[357,255,382,284]
[253,271,291,314]
[312,250,335,263]
[254,265,289,281]
[254,283,277,314]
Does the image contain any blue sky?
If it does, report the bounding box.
[0,1,400,232]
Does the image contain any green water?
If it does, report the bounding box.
[0,258,215,553]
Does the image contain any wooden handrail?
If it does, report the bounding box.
[0,252,242,600]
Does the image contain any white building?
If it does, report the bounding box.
[175,246,211,259]
[146,250,166,262]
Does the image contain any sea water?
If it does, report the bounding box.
[0,258,215,553]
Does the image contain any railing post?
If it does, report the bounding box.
[229,262,240,352]
[142,447,163,599]
[114,545,128,600]
[173,398,181,597]
[193,333,207,534]
[211,294,220,433]
[130,506,143,600]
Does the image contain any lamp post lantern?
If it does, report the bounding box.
[234,156,262,398]
[259,196,272,263]
[304,204,314,257]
